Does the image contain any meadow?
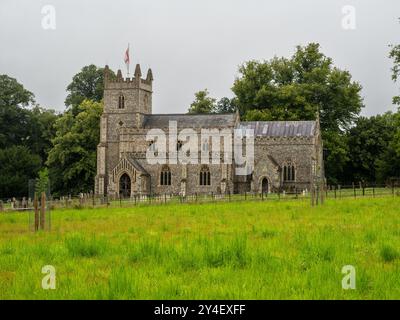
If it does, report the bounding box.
[0,197,399,299]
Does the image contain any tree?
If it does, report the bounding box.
[0,75,35,148]
[28,106,59,161]
[0,74,35,108]
[188,89,216,114]
[345,113,397,184]
[47,100,103,195]
[65,65,115,115]
[35,168,50,196]
[0,146,41,198]
[389,26,400,105]
[232,43,364,183]
[232,43,363,131]
[213,97,238,114]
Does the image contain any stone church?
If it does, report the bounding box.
[95,64,324,197]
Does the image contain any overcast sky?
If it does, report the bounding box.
[0,0,399,116]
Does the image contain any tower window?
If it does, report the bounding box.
[199,166,211,186]
[160,166,171,186]
[118,95,125,109]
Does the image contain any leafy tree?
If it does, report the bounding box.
[345,113,397,184]
[323,131,350,185]
[188,89,216,114]
[213,97,238,114]
[232,43,363,131]
[0,74,35,108]
[0,146,41,198]
[65,65,115,115]
[28,106,59,161]
[35,168,50,196]
[47,100,102,195]
[231,43,364,183]
[0,75,35,148]
[389,30,400,105]
[0,75,57,198]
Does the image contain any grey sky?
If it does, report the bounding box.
[0,0,399,116]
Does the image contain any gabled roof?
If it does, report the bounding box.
[144,113,237,129]
[238,121,316,137]
[127,156,149,176]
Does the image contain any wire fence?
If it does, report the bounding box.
[1,184,399,212]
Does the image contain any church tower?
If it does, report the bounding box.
[95,64,153,195]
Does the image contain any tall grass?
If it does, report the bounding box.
[0,197,399,299]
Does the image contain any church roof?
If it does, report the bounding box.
[144,113,237,129]
[238,121,316,137]
[124,155,149,176]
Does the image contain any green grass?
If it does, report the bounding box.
[0,197,399,299]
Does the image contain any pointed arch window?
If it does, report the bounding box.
[283,162,295,182]
[200,166,211,186]
[160,166,171,186]
[118,94,125,109]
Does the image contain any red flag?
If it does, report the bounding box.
[124,45,130,65]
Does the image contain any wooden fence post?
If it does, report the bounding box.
[310,184,314,207]
[34,194,39,231]
[40,192,46,230]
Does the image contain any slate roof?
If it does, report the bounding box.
[126,156,149,175]
[238,121,316,137]
[144,113,237,129]
[143,113,316,137]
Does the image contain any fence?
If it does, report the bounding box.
[1,184,399,212]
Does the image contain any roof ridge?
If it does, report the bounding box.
[147,113,236,117]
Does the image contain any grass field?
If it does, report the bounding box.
[0,197,399,299]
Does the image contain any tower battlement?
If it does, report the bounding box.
[102,63,153,116]
[104,64,153,91]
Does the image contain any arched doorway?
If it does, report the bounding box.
[119,173,131,198]
[261,178,269,194]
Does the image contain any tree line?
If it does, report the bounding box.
[1,42,399,198]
